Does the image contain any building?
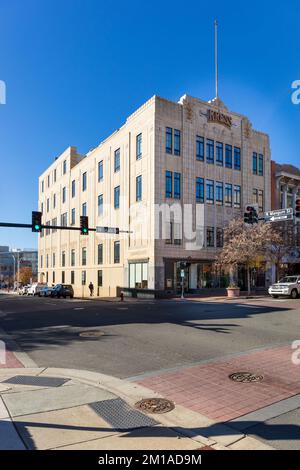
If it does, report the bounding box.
[0,247,38,287]
[38,94,271,297]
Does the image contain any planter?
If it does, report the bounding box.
[226,287,240,298]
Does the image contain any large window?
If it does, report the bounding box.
[129,262,148,289]
[258,154,264,176]
[97,270,103,287]
[62,271,65,283]
[174,172,181,199]
[114,148,120,172]
[136,133,142,160]
[225,144,232,168]
[61,251,66,267]
[196,136,204,161]
[174,129,181,156]
[72,180,75,198]
[165,170,172,198]
[61,213,67,226]
[216,181,223,204]
[82,202,87,216]
[71,208,75,225]
[216,142,223,166]
[206,227,215,247]
[234,185,241,208]
[206,179,214,203]
[98,160,103,182]
[71,271,75,285]
[114,186,120,209]
[98,194,103,216]
[206,139,214,163]
[82,247,87,266]
[196,177,204,203]
[114,241,120,263]
[234,147,241,170]
[71,249,75,267]
[225,183,232,206]
[97,244,103,264]
[166,127,172,154]
[82,172,87,191]
[136,175,142,202]
[253,152,258,174]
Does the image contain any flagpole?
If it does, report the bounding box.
[215,19,218,99]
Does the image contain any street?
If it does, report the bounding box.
[0,293,300,449]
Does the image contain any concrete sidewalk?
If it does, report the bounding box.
[0,367,273,450]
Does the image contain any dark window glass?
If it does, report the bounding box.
[82,202,87,216]
[216,142,223,165]
[216,228,224,247]
[166,127,172,154]
[114,186,120,209]
[196,136,204,161]
[82,172,87,191]
[62,271,65,283]
[114,148,120,172]
[225,144,232,168]
[234,147,241,170]
[97,270,103,287]
[82,247,87,266]
[72,180,75,198]
[174,129,181,156]
[174,172,181,199]
[258,154,264,176]
[136,133,142,159]
[166,170,172,198]
[206,227,215,247]
[206,139,214,163]
[71,271,75,285]
[196,177,204,203]
[234,185,241,208]
[136,175,142,201]
[71,208,75,225]
[206,180,214,203]
[253,152,258,174]
[98,194,103,215]
[225,183,232,206]
[114,241,120,263]
[98,244,103,264]
[98,160,103,181]
[216,182,223,204]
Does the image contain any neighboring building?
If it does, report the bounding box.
[38,94,271,297]
[0,247,38,287]
[0,246,14,286]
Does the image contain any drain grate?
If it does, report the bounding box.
[229,372,264,383]
[3,375,70,387]
[89,398,158,431]
[135,398,175,414]
[79,330,105,338]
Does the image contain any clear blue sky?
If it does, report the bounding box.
[0,0,300,249]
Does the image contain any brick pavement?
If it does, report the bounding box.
[0,348,24,369]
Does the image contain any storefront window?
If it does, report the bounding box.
[129,262,148,288]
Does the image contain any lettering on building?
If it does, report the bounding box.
[207,108,232,128]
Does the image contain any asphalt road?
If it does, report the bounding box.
[0,294,299,378]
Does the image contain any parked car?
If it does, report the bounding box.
[51,284,74,299]
[27,283,47,296]
[19,285,30,295]
[39,286,54,297]
[268,275,300,299]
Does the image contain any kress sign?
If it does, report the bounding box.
[207,108,232,128]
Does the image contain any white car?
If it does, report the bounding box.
[268,276,300,299]
[19,285,30,295]
[27,283,47,296]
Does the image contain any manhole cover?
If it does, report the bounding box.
[79,330,105,338]
[135,398,175,414]
[229,372,264,383]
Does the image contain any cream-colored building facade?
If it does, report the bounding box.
[38,94,271,297]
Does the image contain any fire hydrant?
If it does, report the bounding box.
[120,291,124,302]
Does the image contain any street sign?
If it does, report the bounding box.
[96,226,119,234]
[264,208,294,223]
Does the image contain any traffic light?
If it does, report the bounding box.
[244,206,258,224]
[32,211,42,232]
[80,216,89,235]
[296,199,300,219]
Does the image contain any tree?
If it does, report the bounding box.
[217,219,284,295]
[17,267,33,285]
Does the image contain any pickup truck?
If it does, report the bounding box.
[268,275,300,299]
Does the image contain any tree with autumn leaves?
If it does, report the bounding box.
[217,219,286,295]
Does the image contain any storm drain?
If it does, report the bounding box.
[89,398,158,431]
[135,398,175,414]
[229,372,264,383]
[3,375,70,387]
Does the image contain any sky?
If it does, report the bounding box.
[0,0,300,249]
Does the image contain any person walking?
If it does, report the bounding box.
[88,281,94,297]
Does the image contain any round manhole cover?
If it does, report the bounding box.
[135,398,175,414]
[79,330,105,338]
[229,372,264,383]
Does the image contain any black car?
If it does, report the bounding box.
[51,284,74,299]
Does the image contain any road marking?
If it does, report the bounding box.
[74,307,85,310]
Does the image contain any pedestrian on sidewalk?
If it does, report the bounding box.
[88,282,94,296]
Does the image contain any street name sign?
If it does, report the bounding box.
[96,226,119,234]
[264,208,294,223]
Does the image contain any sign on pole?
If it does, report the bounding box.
[96,226,120,234]
[264,208,294,223]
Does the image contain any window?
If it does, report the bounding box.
[47,198,50,212]
[206,139,214,163]
[258,154,264,176]
[216,228,224,248]
[114,241,120,263]
[165,170,172,198]
[129,262,148,288]
[216,142,223,165]
[196,177,204,203]
[166,127,172,154]
[46,254,49,268]
[82,247,87,266]
[206,180,214,203]
[47,174,50,188]
[62,187,66,204]
[136,133,142,159]
[71,208,75,225]
[98,194,103,216]
[136,175,142,202]
[196,136,204,161]
[174,129,181,156]
[234,147,241,170]
[234,185,241,208]
[46,272,48,283]
[82,202,87,216]
[61,251,66,267]
[225,183,232,206]
[53,271,55,284]
[174,172,181,199]
[71,249,75,267]
[52,252,55,267]
[53,193,56,209]
[114,186,120,209]
[61,271,65,283]
[46,221,50,236]
[216,182,223,204]
[41,202,43,214]
[253,188,258,205]
[63,160,67,174]
[206,227,215,247]
[225,144,232,168]
[98,160,103,182]
[61,213,67,226]
[82,271,86,285]
[253,152,258,174]
[97,270,103,287]
[82,172,87,191]
[41,180,44,193]
[54,169,56,183]
[258,189,264,212]
[52,218,57,233]
[71,271,75,285]
[114,148,120,172]
[40,255,43,268]
[97,244,103,264]
[72,180,76,198]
